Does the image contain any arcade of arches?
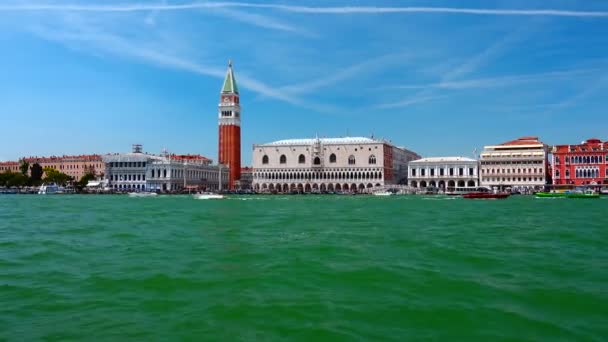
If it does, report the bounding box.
[253,168,384,192]
[409,179,477,189]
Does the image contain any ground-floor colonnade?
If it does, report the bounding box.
[253,182,385,193]
[409,179,477,189]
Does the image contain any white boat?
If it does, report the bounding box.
[128,192,158,198]
[193,193,225,200]
[38,183,61,195]
[373,191,393,196]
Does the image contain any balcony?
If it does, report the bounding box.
[480,156,545,163]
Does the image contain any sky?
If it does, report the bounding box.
[1,0,608,164]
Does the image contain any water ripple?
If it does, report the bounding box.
[0,195,606,340]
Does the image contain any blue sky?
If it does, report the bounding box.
[1,1,608,164]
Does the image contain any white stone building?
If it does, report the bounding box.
[479,136,549,190]
[103,146,229,192]
[408,157,479,190]
[252,137,420,193]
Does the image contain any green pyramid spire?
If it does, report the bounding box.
[221,60,239,94]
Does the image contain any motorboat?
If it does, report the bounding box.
[0,187,18,194]
[535,191,567,198]
[423,187,440,195]
[462,192,510,199]
[193,193,225,200]
[373,191,393,196]
[128,192,158,198]
[445,187,478,196]
[38,183,61,195]
[462,187,510,199]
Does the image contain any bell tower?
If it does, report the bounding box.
[218,60,241,189]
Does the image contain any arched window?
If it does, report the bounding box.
[368,155,376,164]
[280,155,286,164]
[348,155,356,165]
[329,153,336,163]
[262,155,269,164]
[298,154,305,164]
[313,157,321,165]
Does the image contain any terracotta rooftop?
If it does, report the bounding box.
[23,154,102,162]
[169,154,211,161]
[499,136,544,146]
[553,138,608,152]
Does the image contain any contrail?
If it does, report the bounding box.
[1,2,608,18]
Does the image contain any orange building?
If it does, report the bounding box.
[218,60,241,189]
[0,161,20,173]
[23,155,105,180]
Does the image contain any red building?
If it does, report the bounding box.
[552,138,608,186]
[218,60,241,189]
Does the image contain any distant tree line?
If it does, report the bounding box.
[0,160,97,190]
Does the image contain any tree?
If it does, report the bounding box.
[30,163,43,185]
[0,171,28,187]
[7,173,28,187]
[76,172,97,191]
[0,171,12,186]
[84,165,96,176]
[43,167,73,186]
[19,160,29,176]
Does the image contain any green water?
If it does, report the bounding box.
[1,195,607,341]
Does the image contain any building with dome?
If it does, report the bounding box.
[408,157,479,190]
[251,137,420,193]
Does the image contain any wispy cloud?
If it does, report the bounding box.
[444,27,529,82]
[208,8,311,35]
[372,25,530,109]
[385,69,598,90]
[2,3,608,18]
[373,96,439,109]
[143,0,165,26]
[26,18,303,105]
[542,73,608,115]
[279,52,411,95]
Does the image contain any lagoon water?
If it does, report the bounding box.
[1,195,607,340]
